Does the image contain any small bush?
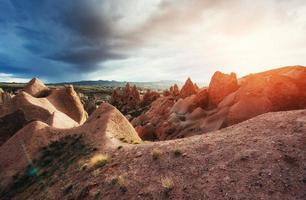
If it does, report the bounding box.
[111,175,127,192]
[173,149,182,156]
[90,154,110,169]
[152,148,162,160]
[117,145,123,150]
[80,163,88,171]
[63,184,73,195]
[161,177,174,193]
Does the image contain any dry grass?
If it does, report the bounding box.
[161,177,174,193]
[173,149,182,156]
[111,175,127,192]
[90,154,110,169]
[152,148,162,160]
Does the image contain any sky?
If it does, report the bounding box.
[0,0,306,83]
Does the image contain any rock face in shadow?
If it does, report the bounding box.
[134,66,306,140]
[0,110,28,146]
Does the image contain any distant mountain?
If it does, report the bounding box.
[52,80,184,90]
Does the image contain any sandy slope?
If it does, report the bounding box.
[2,109,305,200]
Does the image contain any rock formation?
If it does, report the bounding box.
[0,88,13,105]
[169,84,180,96]
[180,78,197,98]
[0,67,306,200]
[110,83,161,120]
[1,108,305,199]
[208,71,239,107]
[0,78,88,145]
[110,83,141,114]
[134,66,306,140]
[141,90,160,107]
[23,78,50,98]
[0,103,141,188]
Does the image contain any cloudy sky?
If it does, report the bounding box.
[0,0,306,83]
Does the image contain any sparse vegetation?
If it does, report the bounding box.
[133,141,141,144]
[80,163,88,171]
[0,135,94,200]
[174,149,182,156]
[90,154,110,169]
[161,177,174,193]
[117,145,123,150]
[111,175,127,192]
[152,148,162,160]
[63,184,73,195]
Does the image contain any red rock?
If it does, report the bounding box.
[110,83,141,114]
[169,84,180,96]
[180,78,197,98]
[194,83,200,92]
[208,71,239,107]
[224,67,306,125]
[132,96,176,140]
[135,124,156,140]
[133,66,306,141]
[194,88,208,109]
[141,90,160,107]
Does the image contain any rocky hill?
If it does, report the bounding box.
[0,66,305,200]
[0,108,305,199]
[133,66,306,140]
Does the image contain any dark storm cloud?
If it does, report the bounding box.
[1,0,127,77]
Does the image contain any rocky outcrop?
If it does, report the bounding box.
[141,90,160,107]
[169,84,180,96]
[2,109,306,200]
[0,103,141,187]
[134,66,306,140]
[110,83,161,120]
[0,89,13,105]
[110,83,141,114]
[132,96,177,140]
[224,66,306,126]
[23,78,50,98]
[180,78,197,98]
[0,79,88,145]
[208,71,239,107]
[47,85,88,124]
[0,109,28,146]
